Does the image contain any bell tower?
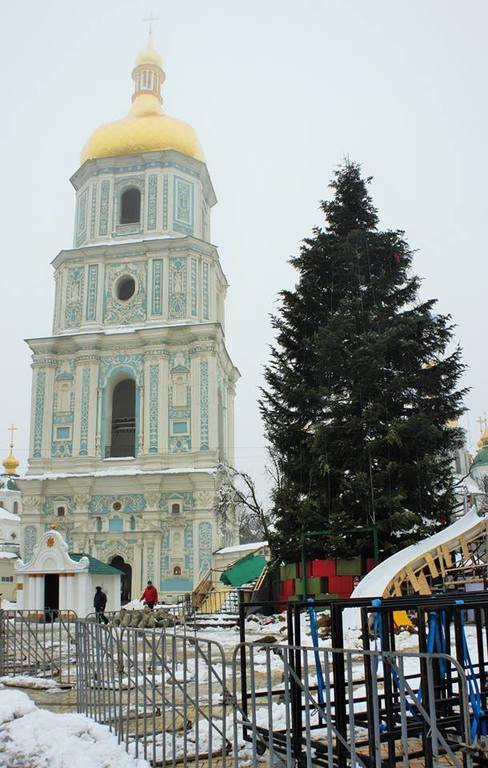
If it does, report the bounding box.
[18,35,240,600]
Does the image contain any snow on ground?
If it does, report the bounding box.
[0,690,150,768]
[1,599,17,609]
[0,676,61,691]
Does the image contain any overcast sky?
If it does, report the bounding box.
[1,0,487,501]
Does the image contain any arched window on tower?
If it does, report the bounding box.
[120,188,141,225]
[13,501,18,515]
[109,379,136,458]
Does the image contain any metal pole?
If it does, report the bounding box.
[301,534,308,599]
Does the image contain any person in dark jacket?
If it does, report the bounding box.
[94,586,108,624]
[140,580,158,610]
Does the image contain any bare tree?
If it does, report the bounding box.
[214,463,275,546]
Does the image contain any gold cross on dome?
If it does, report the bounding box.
[8,424,17,449]
[143,11,160,34]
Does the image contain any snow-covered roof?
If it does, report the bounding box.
[21,466,217,482]
[353,508,484,601]
[343,508,487,631]
[215,541,268,555]
[0,509,20,523]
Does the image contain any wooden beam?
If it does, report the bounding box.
[460,536,470,562]
[405,566,420,592]
[440,545,453,568]
[424,552,439,578]
[416,570,432,595]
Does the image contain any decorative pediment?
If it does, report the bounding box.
[97,539,134,563]
[16,529,88,574]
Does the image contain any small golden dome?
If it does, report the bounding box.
[135,31,162,67]
[478,427,488,451]
[3,451,19,476]
[81,36,203,164]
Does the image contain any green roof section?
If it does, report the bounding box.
[471,447,488,468]
[0,476,19,491]
[69,552,123,576]
[220,553,267,587]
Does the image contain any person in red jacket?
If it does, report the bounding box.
[141,580,158,610]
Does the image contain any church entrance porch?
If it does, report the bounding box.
[16,530,122,617]
[110,556,132,603]
[44,573,59,619]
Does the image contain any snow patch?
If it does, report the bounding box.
[0,675,61,690]
[0,690,150,767]
[215,540,268,555]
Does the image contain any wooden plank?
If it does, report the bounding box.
[405,566,420,592]
[424,552,439,578]
[436,549,446,577]
[460,536,470,562]
[416,570,431,595]
[440,545,452,568]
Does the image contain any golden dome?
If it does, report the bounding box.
[81,36,203,164]
[2,451,19,476]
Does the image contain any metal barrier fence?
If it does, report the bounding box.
[0,606,483,766]
[75,618,480,767]
[0,609,78,686]
[76,620,230,765]
[234,642,475,768]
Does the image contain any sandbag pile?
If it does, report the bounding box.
[111,606,177,629]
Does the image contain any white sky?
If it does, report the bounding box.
[0,0,487,502]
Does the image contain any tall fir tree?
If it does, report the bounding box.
[260,161,467,563]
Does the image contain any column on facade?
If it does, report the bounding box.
[43,363,57,459]
[52,271,62,335]
[16,576,24,609]
[30,359,56,461]
[207,353,218,453]
[35,575,44,610]
[154,536,161,593]
[65,573,75,614]
[137,381,145,456]
[59,574,67,610]
[221,374,228,459]
[143,352,165,456]
[95,261,105,324]
[72,360,84,456]
[143,355,152,455]
[73,355,99,457]
[160,354,169,453]
[95,385,103,458]
[133,541,143,601]
[226,383,236,466]
[190,353,201,454]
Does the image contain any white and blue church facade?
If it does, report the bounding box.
[18,34,240,601]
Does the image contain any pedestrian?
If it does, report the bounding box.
[94,586,109,624]
[140,580,158,610]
